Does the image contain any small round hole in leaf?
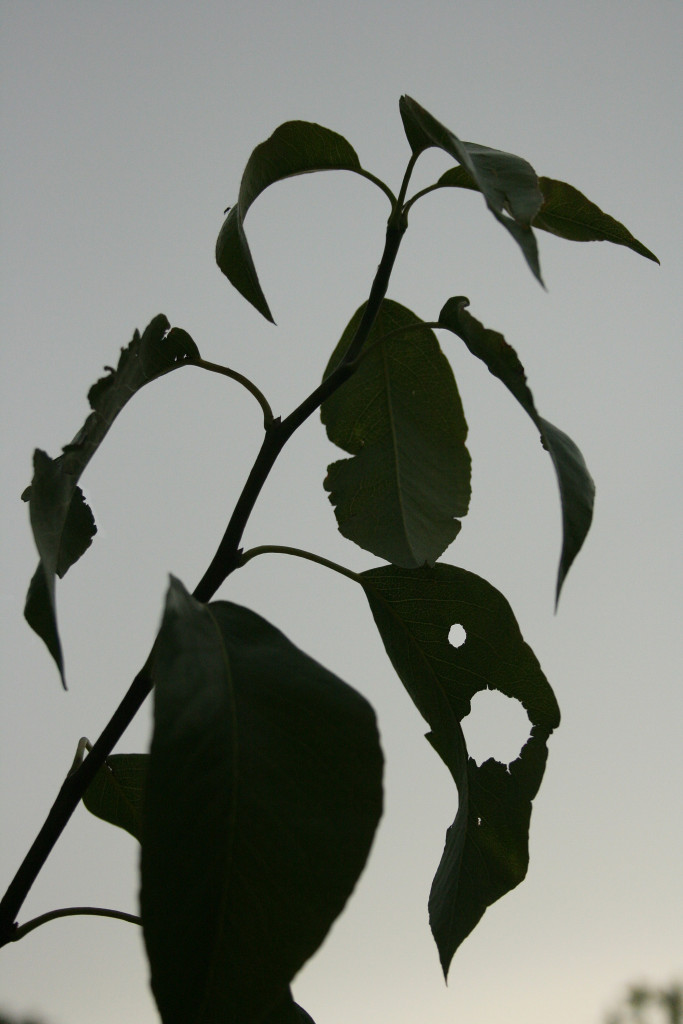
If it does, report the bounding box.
[462,689,531,766]
[448,623,466,648]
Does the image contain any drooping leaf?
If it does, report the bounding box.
[359,563,559,974]
[438,297,594,602]
[83,753,147,842]
[23,316,199,684]
[436,168,659,263]
[141,577,383,1024]
[399,96,544,283]
[321,299,471,567]
[216,120,388,321]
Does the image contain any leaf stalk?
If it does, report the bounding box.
[12,906,141,942]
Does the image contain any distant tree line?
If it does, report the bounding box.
[606,982,682,1024]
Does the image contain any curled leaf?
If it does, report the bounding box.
[23,316,199,684]
[438,297,594,602]
[216,120,388,321]
[399,96,544,282]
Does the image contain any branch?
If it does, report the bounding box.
[0,210,408,948]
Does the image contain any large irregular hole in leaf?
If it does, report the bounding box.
[462,690,531,767]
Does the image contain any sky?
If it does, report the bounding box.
[1,2,681,1023]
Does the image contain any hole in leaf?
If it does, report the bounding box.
[462,689,531,767]
[448,623,466,648]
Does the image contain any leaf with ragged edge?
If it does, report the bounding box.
[359,563,559,975]
[438,167,659,263]
[216,120,389,322]
[23,316,199,685]
[321,299,471,568]
[438,297,594,603]
[83,753,147,842]
[141,577,383,1024]
[399,96,544,283]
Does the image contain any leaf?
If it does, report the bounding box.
[399,96,544,283]
[83,753,147,842]
[438,297,594,602]
[261,992,317,1024]
[141,577,383,1024]
[534,176,659,263]
[23,317,199,684]
[321,299,471,567]
[216,121,376,321]
[359,563,559,974]
[436,167,660,264]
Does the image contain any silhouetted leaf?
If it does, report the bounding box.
[399,96,544,282]
[83,753,147,842]
[438,297,594,602]
[216,121,385,321]
[23,317,199,684]
[321,299,470,567]
[141,578,383,1024]
[436,168,659,263]
[360,563,559,975]
[534,176,659,262]
[261,992,317,1024]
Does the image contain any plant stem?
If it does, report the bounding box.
[0,653,154,947]
[0,211,407,948]
[193,216,406,601]
[193,358,275,428]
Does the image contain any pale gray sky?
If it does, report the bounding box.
[1,3,681,1023]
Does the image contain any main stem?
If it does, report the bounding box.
[0,214,407,946]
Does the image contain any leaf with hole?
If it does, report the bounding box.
[399,96,544,282]
[22,316,199,684]
[321,299,471,567]
[216,120,391,321]
[359,562,559,974]
[141,577,383,1024]
[438,296,594,601]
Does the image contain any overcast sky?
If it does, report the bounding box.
[1,3,681,1023]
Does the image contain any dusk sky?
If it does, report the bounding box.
[1,3,681,1023]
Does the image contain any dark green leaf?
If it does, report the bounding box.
[438,297,594,602]
[23,450,97,686]
[23,317,199,683]
[399,96,544,282]
[534,176,659,262]
[438,167,659,264]
[321,299,471,567]
[261,992,317,1024]
[141,578,383,1024]
[216,121,375,321]
[83,753,147,842]
[359,563,559,974]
